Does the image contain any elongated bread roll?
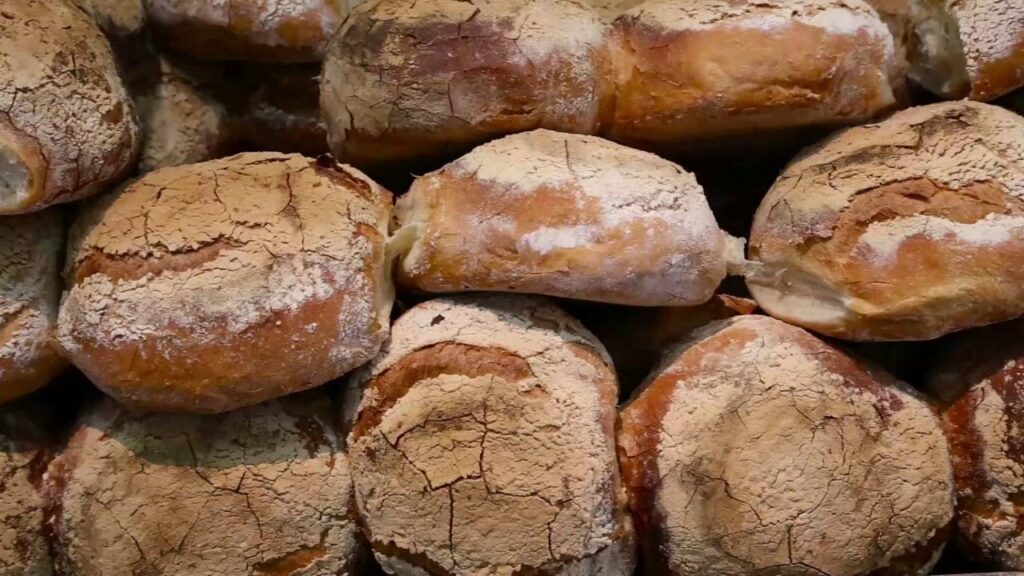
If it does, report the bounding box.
[320,0,611,168]
[58,152,393,413]
[748,101,1024,341]
[619,314,954,575]
[348,295,636,575]
[394,130,729,306]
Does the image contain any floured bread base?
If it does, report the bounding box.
[607,0,902,149]
[348,295,636,576]
[619,315,954,576]
[0,0,140,214]
[58,152,393,413]
[47,392,367,576]
[942,324,1024,570]
[748,101,1024,341]
[320,0,611,167]
[0,402,52,576]
[394,130,727,306]
[0,211,66,405]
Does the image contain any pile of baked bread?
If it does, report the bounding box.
[4,0,1024,575]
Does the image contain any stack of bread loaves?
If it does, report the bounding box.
[6,0,1024,574]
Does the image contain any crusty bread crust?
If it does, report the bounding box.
[748,101,1024,341]
[320,0,612,168]
[619,315,953,575]
[0,211,66,405]
[0,400,53,575]
[394,129,727,306]
[0,0,140,214]
[58,152,393,413]
[47,392,368,575]
[348,295,636,575]
[145,0,347,62]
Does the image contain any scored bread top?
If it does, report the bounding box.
[395,129,727,306]
[748,101,1024,340]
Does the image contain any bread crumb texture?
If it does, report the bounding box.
[348,295,636,575]
[620,315,954,576]
[320,0,609,165]
[749,101,1024,340]
[47,393,364,575]
[0,405,51,576]
[0,0,140,214]
[0,211,64,405]
[144,0,347,61]
[58,152,393,413]
[396,129,726,306]
[943,336,1024,569]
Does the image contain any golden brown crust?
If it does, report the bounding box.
[0,0,140,214]
[320,0,613,168]
[58,152,393,413]
[144,0,348,62]
[748,101,1024,341]
[605,0,903,151]
[0,399,53,576]
[619,315,953,575]
[348,295,635,575]
[47,392,368,575]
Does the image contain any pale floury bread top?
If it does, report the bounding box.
[394,129,730,306]
[58,152,393,413]
[347,295,635,575]
[748,100,1024,341]
[0,0,140,214]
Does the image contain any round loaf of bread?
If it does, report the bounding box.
[57,152,393,413]
[144,0,349,62]
[1,211,66,405]
[47,392,368,575]
[938,322,1024,569]
[606,0,902,151]
[0,400,53,576]
[747,101,1024,341]
[394,130,729,306]
[0,0,140,214]
[320,0,611,168]
[619,314,954,576]
[348,295,636,575]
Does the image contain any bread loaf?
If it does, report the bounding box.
[619,314,954,575]
[144,0,349,62]
[320,0,611,168]
[0,211,66,405]
[748,101,1024,341]
[47,392,368,575]
[394,130,730,306]
[606,0,903,151]
[0,0,140,214]
[937,321,1024,569]
[58,152,393,413]
[347,295,636,575]
[0,400,53,576]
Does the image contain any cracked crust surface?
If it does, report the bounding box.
[952,0,1024,100]
[619,314,954,576]
[348,295,636,575]
[0,211,66,405]
[939,320,1024,569]
[0,400,53,576]
[144,0,350,62]
[57,152,393,413]
[394,130,727,306]
[0,0,141,214]
[47,392,367,575]
[748,101,1024,341]
[606,0,902,150]
[320,0,612,168]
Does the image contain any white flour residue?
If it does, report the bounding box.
[858,213,1024,261]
